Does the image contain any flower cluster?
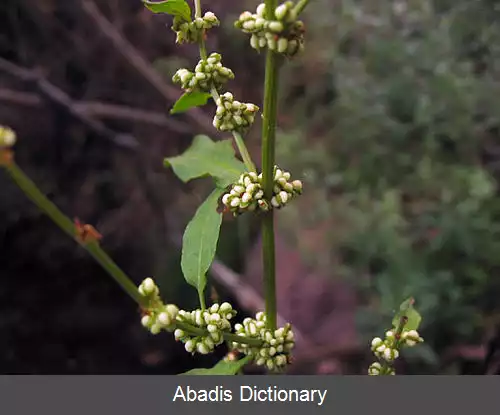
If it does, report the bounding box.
[368,362,394,376]
[172,12,219,44]
[231,312,295,371]
[222,166,303,215]
[174,303,237,355]
[0,125,16,148]
[368,329,424,375]
[235,2,305,57]
[173,53,235,93]
[213,92,259,132]
[138,278,179,334]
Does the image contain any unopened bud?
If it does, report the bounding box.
[0,126,16,147]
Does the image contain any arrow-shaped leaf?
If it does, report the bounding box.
[392,297,422,331]
[164,135,246,188]
[181,188,224,299]
[170,91,212,114]
[180,356,252,375]
[143,0,191,21]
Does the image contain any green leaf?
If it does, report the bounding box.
[392,297,422,331]
[180,356,253,375]
[164,135,246,188]
[143,0,191,21]
[170,91,212,114]
[181,188,224,298]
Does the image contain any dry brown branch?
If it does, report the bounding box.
[165,225,315,352]
[79,0,216,136]
[0,58,138,149]
[0,88,190,133]
[211,256,363,367]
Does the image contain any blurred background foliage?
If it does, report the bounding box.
[1,0,500,374]
[275,0,500,373]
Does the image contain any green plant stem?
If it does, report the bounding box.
[3,161,264,348]
[176,320,263,347]
[3,162,146,307]
[381,315,408,375]
[293,0,311,16]
[198,290,206,310]
[193,0,256,173]
[232,132,256,172]
[261,0,282,332]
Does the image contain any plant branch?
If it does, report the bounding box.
[176,320,263,347]
[3,160,264,348]
[198,290,206,310]
[79,0,216,136]
[232,131,256,172]
[380,315,408,375]
[192,0,256,172]
[0,88,190,133]
[2,162,146,307]
[0,58,139,149]
[261,0,282,331]
[293,0,311,16]
[165,223,314,348]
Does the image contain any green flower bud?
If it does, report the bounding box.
[368,362,382,375]
[274,4,289,21]
[268,21,284,33]
[243,20,256,32]
[277,37,288,53]
[278,191,289,204]
[382,347,399,362]
[203,11,218,24]
[371,337,384,350]
[241,192,252,203]
[193,17,204,29]
[274,328,285,339]
[275,355,287,367]
[210,331,222,344]
[185,340,195,353]
[204,337,215,350]
[150,324,162,335]
[256,3,266,18]
[166,304,179,317]
[197,342,210,354]
[141,278,156,295]
[292,180,303,193]
[195,72,206,81]
[141,315,152,328]
[157,312,171,326]
[239,11,253,22]
[271,197,280,208]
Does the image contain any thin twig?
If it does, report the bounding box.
[0,58,138,149]
[0,87,190,133]
[293,0,312,16]
[3,162,146,306]
[79,0,216,136]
